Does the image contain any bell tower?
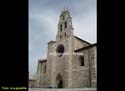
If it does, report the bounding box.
[56,8,74,41]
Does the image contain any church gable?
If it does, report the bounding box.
[73,36,91,51]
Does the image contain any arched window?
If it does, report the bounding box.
[44,65,46,73]
[64,21,67,29]
[79,56,85,66]
[60,24,62,32]
[65,32,66,37]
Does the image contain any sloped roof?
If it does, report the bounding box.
[38,59,47,63]
[74,43,97,52]
[48,40,56,44]
[74,35,91,45]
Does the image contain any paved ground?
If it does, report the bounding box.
[29,88,96,91]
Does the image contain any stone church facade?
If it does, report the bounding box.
[35,9,97,88]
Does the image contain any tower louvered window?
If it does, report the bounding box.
[65,21,67,29]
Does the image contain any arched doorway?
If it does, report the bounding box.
[56,74,63,88]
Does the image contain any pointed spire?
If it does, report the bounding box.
[66,5,68,11]
[63,5,66,11]
[63,5,70,12]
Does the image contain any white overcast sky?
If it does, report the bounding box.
[29,0,97,75]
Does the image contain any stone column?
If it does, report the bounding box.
[36,62,41,87]
[50,53,56,88]
[47,41,54,87]
[67,35,73,88]
[49,43,56,88]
